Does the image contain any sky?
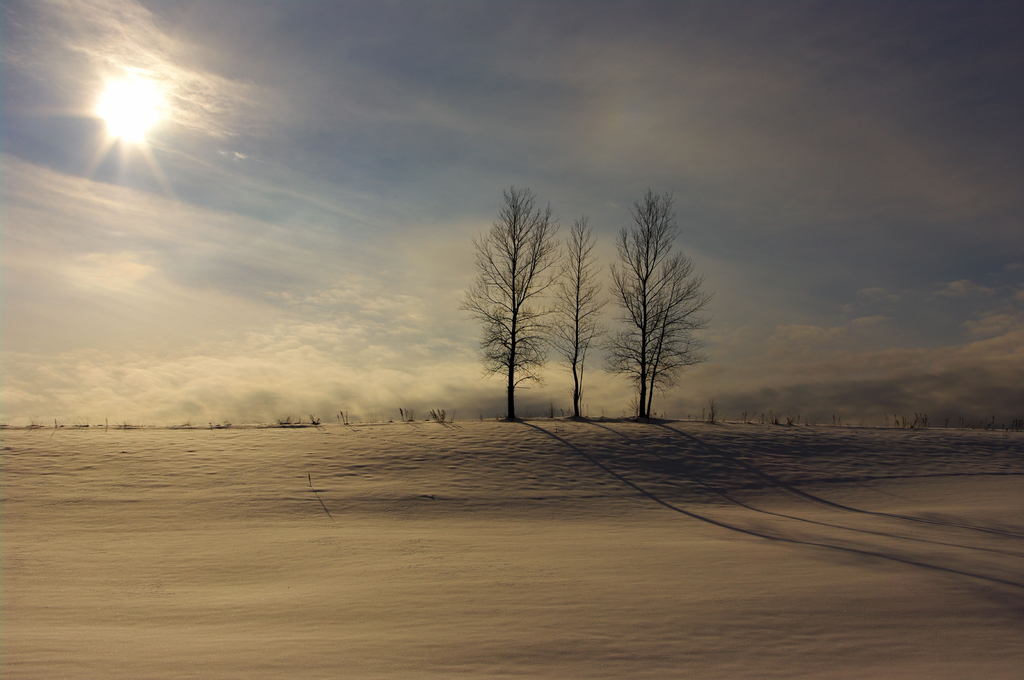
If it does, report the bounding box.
[2,0,1022,425]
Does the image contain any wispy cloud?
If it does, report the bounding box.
[937,279,995,298]
[1,319,500,425]
[680,318,1024,422]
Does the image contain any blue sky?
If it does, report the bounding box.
[3,0,1022,424]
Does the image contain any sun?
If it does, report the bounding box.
[95,77,166,143]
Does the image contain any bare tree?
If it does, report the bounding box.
[608,189,710,419]
[463,187,560,420]
[551,217,604,419]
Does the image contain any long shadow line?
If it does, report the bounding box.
[589,422,1024,558]
[520,422,1024,590]
[307,473,334,520]
[702,480,1024,559]
[793,471,1024,483]
[658,424,1024,540]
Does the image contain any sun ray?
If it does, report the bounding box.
[138,144,177,200]
[83,133,119,178]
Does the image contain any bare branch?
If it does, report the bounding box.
[461,187,560,420]
[550,217,604,418]
[606,189,711,418]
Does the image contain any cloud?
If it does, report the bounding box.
[0,153,384,299]
[63,250,156,292]
[937,279,995,298]
[963,309,1024,339]
[5,152,1020,425]
[5,309,1020,425]
[218,150,249,161]
[848,315,889,328]
[856,287,903,303]
[0,319,505,425]
[0,155,404,359]
[767,323,847,350]
[676,317,1024,423]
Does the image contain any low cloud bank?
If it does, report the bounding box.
[3,321,1021,427]
[674,323,1024,426]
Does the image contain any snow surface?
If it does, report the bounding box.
[3,420,1023,678]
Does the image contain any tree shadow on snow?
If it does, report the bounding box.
[657,423,1024,540]
[586,421,1024,559]
[518,421,1024,592]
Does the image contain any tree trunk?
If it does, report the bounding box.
[638,369,647,420]
[638,299,648,419]
[644,370,656,419]
[507,319,517,420]
[572,305,581,418]
[571,363,581,418]
[507,365,516,420]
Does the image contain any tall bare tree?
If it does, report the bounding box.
[463,187,560,420]
[551,217,603,419]
[608,190,710,419]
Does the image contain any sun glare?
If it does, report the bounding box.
[95,77,166,143]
